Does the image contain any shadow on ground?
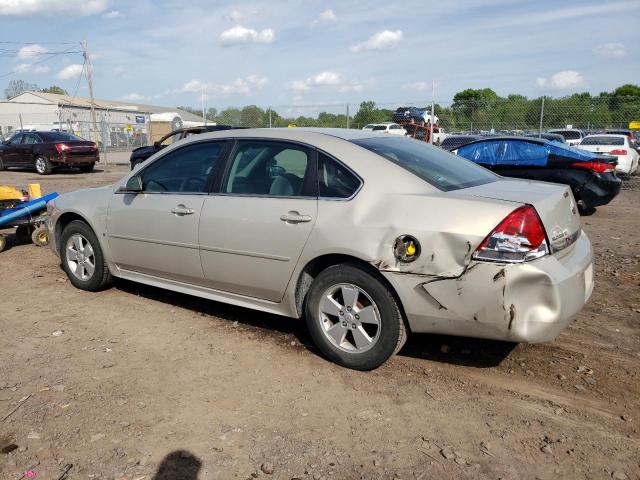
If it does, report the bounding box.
[153,450,202,480]
[115,278,516,369]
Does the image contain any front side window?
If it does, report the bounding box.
[352,136,497,191]
[224,141,311,197]
[142,141,225,193]
[318,153,361,199]
[8,133,23,145]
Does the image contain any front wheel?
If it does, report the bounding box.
[305,264,407,370]
[35,156,53,175]
[60,220,112,291]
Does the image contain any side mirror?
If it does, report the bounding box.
[120,175,143,193]
[153,141,160,148]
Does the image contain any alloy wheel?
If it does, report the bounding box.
[65,233,96,281]
[318,283,381,353]
[35,157,46,174]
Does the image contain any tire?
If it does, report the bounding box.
[0,235,6,253]
[79,163,95,173]
[60,220,112,291]
[31,225,49,247]
[304,264,407,371]
[35,156,53,175]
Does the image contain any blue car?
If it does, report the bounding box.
[455,137,621,214]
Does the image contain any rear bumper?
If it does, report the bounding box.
[580,172,621,207]
[383,231,594,343]
[54,154,99,165]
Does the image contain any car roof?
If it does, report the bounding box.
[584,134,627,138]
[190,127,382,143]
[457,136,548,147]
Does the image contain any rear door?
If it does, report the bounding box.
[198,139,317,301]
[17,133,40,167]
[107,140,229,284]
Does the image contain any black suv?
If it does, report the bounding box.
[130,125,239,169]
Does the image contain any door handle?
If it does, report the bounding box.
[171,204,195,216]
[280,211,312,224]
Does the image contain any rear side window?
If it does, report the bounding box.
[581,136,625,146]
[318,153,361,199]
[352,137,496,191]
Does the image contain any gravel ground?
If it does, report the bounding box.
[1,165,639,480]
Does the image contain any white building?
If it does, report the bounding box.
[0,91,204,148]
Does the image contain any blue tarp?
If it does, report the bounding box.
[456,139,598,167]
[0,192,58,227]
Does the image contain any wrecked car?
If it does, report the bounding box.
[46,129,594,370]
[454,137,621,214]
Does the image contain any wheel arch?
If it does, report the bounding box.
[55,212,94,255]
[293,253,410,331]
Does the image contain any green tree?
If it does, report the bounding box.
[4,79,39,99]
[40,86,68,95]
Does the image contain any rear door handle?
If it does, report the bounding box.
[280,211,312,223]
[171,204,195,216]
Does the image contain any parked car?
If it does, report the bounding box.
[130,125,238,169]
[47,129,594,370]
[392,107,439,126]
[361,123,407,135]
[525,132,567,143]
[0,131,98,175]
[576,134,639,176]
[455,137,621,214]
[548,129,585,146]
[440,134,482,151]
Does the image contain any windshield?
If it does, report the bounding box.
[40,132,85,142]
[581,136,625,146]
[352,137,497,191]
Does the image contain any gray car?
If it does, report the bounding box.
[46,128,594,370]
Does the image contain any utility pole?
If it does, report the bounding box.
[268,107,272,128]
[346,104,350,129]
[82,39,99,146]
[538,96,545,137]
[201,86,207,125]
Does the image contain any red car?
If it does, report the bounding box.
[0,131,99,175]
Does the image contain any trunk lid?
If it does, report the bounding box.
[458,178,581,254]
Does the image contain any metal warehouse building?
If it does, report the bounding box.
[0,91,204,149]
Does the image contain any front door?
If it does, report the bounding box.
[199,140,317,302]
[107,140,228,284]
[17,133,40,167]
[2,133,24,166]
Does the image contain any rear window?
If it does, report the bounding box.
[551,130,581,140]
[581,136,625,146]
[352,137,497,191]
[40,132,85,142]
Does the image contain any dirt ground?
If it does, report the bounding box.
[1,165,639,480]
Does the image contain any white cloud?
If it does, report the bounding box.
[17,44,48,59]
[103,10,120,19]
[219,25,275,46]
[536,70,585,90]
[288,71,363,93]
[121,92,146,101]
[350,30,402,53]
[402,81,429,91]
[14,63,50,74]
[0,0,109,16]
[113,65,126,77]
[56,64,84,80]
[593,42,626,58]
[312,9,337,26]
[180,75,268,96]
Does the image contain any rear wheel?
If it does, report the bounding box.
[35,156,53,175]
[0,235,6,252]
[60,220,112,291]
[79,163,95,173]
[305,264,406,370]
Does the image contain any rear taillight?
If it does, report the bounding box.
[610,149,627,156]
[473,205,548,263]
[54,143,70,153]
[571,161,615,173]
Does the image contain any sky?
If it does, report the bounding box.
[0,0,639,113]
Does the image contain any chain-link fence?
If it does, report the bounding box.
[2,96,638,164]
